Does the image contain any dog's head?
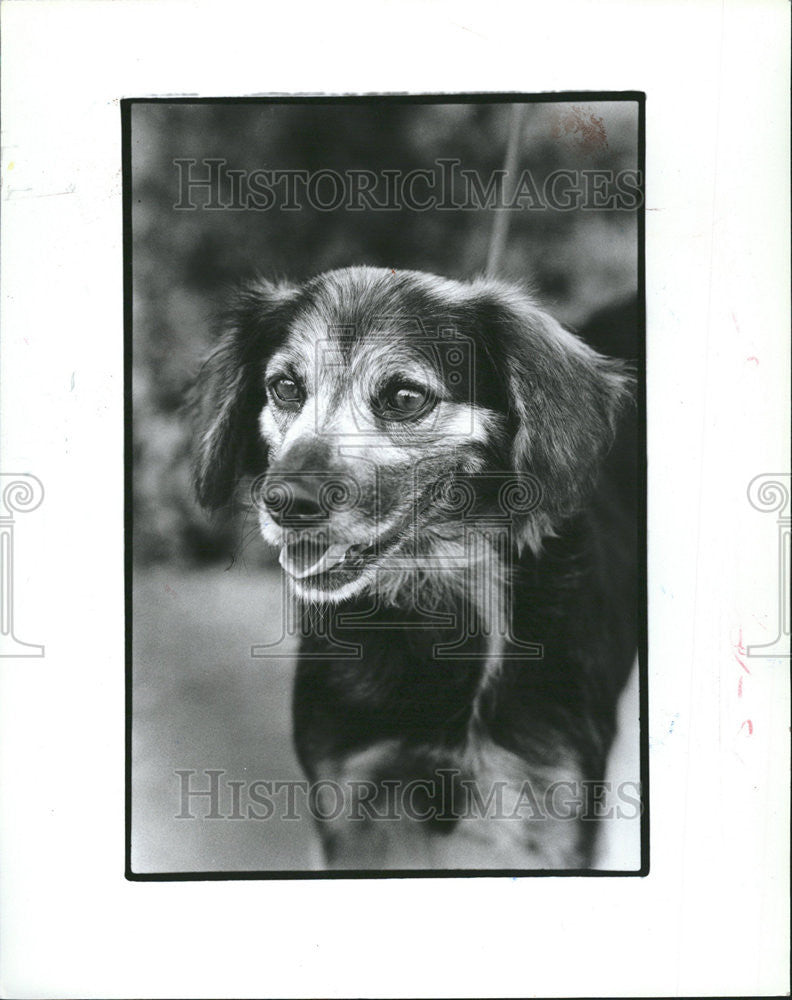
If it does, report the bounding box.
[194,267,630,602]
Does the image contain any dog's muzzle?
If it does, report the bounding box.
[260,470,374,580]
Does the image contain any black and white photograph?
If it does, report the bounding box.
[128,96,646,875]
[1,2,789,997]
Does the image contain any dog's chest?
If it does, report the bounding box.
[293,616,489,768]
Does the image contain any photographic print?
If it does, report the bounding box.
[126,95,646,877]
[3,2,790,995]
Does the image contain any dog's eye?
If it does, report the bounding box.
[270,377,302,405]
[392,387,426,412]
[375,382,433,421]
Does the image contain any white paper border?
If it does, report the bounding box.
[1,2,789,997]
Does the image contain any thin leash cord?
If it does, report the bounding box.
[473,104,527,740]
[485,103,526,278]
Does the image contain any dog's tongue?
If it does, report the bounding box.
[279,537,352,579]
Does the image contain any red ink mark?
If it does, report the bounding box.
[731,310,740,333]
[164,584,177,596]
[747,356,759,364]
[551,105,608,155]
[391,269,396,275]
[734,654,751,675]
[732,629,757,736]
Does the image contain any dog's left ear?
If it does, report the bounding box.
[472,283,633,540]
[192,278,298,510]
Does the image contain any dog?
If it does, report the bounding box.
[193,266,639,870]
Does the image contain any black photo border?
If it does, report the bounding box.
[123,90,648,881]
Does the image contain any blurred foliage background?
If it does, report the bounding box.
[131,100,639,565]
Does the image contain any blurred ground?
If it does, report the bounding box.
[131,564,640,873]
[132,564,321,872]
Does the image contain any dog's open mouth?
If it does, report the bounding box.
[278,530,402,586]
[278,535,372,580]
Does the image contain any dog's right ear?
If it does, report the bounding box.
[192,278,298,510]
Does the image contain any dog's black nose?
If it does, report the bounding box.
[263,475,327,526]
